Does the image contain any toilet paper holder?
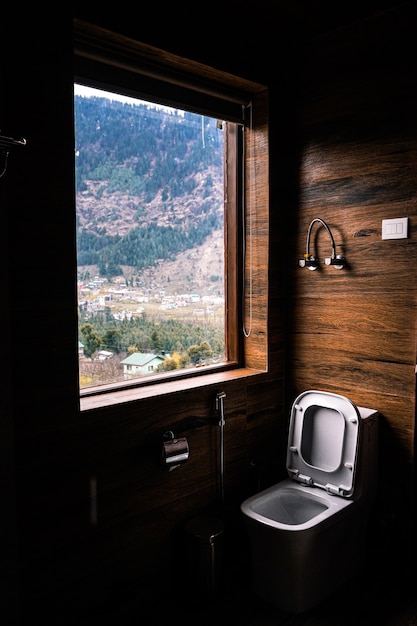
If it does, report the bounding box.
[162,430,189,471]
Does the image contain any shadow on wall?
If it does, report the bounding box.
[371,413,414,560]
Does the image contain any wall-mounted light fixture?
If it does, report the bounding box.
[0,132,27,178]
[299,218,346,270]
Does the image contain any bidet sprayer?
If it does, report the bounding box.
[298,217,346,270]
[216,391,226,427]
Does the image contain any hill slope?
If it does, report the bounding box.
[75,93,224,287]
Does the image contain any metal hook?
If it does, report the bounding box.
[0,134,27,179]
[163,430,175,442]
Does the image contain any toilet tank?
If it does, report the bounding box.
[355,407,379,501]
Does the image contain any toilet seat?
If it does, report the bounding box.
[286,390,360,497]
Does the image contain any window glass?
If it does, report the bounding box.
[75,84,233,390]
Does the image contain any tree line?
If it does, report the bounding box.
[79,310,224,371]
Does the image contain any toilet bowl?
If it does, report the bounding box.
[240,390,378,614]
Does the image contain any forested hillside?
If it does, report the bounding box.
[75,93,224,279]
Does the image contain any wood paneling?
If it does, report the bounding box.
[285,2,416,555]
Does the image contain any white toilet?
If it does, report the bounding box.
[240,390,379,614]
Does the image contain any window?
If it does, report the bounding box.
[75,85,232,389]
[74,20,269,408]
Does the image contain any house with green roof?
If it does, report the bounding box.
[120,352,166,379]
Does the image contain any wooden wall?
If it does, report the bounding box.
[285,4,416,552]
[1,4,415,624]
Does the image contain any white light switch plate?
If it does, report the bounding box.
[382,217,408,240]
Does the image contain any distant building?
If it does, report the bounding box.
[120,352,165,379]
[95,350,114,361]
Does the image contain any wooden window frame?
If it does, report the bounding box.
[74,20,269,411]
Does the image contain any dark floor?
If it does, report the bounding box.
[82,568,417,626]
[177,538,417,626]
[219,565,416,626]
[106,519,417,626]
[70,508,416,626]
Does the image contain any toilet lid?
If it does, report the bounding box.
[286,390,360,497]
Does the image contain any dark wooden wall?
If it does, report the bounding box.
[1,3,415,624]
[285,4,416,552]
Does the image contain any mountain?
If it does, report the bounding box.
[74,93,225,285]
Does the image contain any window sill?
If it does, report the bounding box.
[80,367,265,412]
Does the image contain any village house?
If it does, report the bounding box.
[120,352,166,379]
